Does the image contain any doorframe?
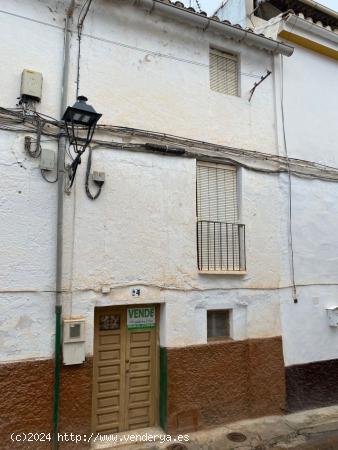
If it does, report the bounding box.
[91,303,161,434]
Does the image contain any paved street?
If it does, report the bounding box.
[93,407,338,450]
[274,432,338,449]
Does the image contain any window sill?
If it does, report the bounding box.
[198,270,247,276]
[207,336,233,342]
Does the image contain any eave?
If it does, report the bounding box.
[133,0,294,57]
[279,14,338,60]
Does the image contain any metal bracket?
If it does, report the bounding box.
[249,70,272,102]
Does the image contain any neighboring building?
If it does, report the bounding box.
[0,0,337,449]
[217,0,338,412]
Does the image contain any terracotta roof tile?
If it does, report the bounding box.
[155,0,338,41]
[154,0,294,42]
[292,11,338,34]
[156,0,237,25]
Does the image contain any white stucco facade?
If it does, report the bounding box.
[276,39,338,366]
[0,0,338,371]
[217,0,338,367]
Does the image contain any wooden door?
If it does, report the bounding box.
[92,306,158,434]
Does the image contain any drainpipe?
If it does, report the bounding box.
[52,2,75,449]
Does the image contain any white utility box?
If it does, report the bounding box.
[63,318,86,365]
[326,307,338,327]
[21,69,43,101]
[40,148,56,171]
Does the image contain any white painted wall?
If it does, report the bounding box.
[216,0,251,28]
[217,0,338,366]
[64,150,284,352]
[0,0,338,368]
[280,44,338,166]
[276,35,338,366]
[0,0,278,152]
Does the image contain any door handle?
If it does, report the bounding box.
[126,360,130,372]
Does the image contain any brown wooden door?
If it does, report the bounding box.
[92,306,158,434]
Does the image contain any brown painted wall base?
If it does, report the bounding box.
[166,337,286,433]
[286,359,338,413]
[8,338,336,446]
[0,358,93,450]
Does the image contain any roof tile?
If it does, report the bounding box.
[155,0,296,42]
[294,11,338,33]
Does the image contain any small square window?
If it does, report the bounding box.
[100,314,120,331]
[207,310,231,341]
[70,323,81,339]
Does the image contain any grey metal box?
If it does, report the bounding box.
[40,148,56,171]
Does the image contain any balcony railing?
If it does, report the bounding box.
[197,221,246,272]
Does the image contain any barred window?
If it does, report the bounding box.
[196,162,245,272]
[209,49,239,97]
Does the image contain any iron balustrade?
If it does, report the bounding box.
[197,221,246,272]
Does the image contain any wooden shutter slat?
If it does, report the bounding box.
[197,163,238,223]
[209,49,239,96]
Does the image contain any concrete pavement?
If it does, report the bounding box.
[92,405,338,450]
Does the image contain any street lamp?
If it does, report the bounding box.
[62,95,102,188]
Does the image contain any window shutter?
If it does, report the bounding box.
[197,162,238,223]
[196,162,244,272]
[209,49,239,97]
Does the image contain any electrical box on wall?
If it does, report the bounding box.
[40,148,56,171]
[21,69,43,102]
[92,171,105,184]
[63,318,86,365]
[326,307,338,327]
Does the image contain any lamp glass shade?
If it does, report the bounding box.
[62,96,102,127]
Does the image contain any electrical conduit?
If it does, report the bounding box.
[52,1,75,449]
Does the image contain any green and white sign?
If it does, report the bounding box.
[127,307,156,330]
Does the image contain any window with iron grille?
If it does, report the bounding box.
[196,162,246,272]
[209,49,239,97]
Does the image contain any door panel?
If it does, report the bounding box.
[92,306,158,434]
[92,309,126,434]
[125,327,156,430]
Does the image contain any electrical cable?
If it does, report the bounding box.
[249,69,272,101]
[66,151,84,191]
[248,0,269,27]
[280,54,297,304]
[88,139,338,184]
[68,162,78,318]
[246,9,294,39]
[76,28,83,99]
[94,124,338,180]
[21,113,59,183]
[85,146,103,200]
[195,0,202,13]
[65,142,74,161]
[32,110,63,124]
[24,117,45,158]
[79,30,266,78]
[76,0,94,98]
[41,168,58,183]
[213,0,230,17]
[0,107,59,137]
[2,107,338,183]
